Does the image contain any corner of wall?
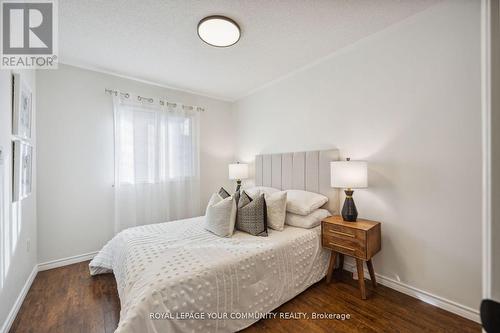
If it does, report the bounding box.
[0,69,38,333]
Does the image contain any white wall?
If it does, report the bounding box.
[234,0,482,310]
[36,64,234,263]
[0,70,37,331]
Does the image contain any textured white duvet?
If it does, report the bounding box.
[90,216,330,333]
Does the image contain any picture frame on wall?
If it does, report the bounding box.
[12,73,32,140]
[12,140,33,202]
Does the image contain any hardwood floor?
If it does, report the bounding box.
[9,262,119,333]
[9,261,480,333]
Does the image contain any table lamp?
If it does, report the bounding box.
[330,158,368,222]
[228,162,248,192]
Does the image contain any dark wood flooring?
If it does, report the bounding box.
[9,261,480,333]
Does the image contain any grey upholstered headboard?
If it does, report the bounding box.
[255,149,340,215]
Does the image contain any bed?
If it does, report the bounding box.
[90,216,329,332]
[90,149,340,332]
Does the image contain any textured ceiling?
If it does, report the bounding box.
[59,0,440,101]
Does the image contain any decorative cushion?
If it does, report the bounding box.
[285,189,328,215]
[264,191,287,231]
[236,192,268,236]
[204,193,236,237]
[285,209,331,229]
[218,187,230,199]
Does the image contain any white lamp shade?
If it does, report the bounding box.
[228,163,248,180]
[330,161,368,189]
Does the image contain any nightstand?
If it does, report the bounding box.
[321,215,381,299]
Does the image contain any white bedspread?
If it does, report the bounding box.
[90,216,330,333]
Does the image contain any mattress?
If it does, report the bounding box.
[90,216,330,333]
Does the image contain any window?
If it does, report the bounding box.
[115,103,198,185]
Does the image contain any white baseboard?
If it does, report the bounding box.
[343,262,480,323]
[38,251,98,271]
[1,265,38,333]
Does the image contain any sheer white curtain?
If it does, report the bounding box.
[113,94,200,233]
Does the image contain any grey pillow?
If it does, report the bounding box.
[218,187,230,199]
[236,192,268,236]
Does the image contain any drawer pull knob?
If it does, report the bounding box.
[329,242,355,252]
[330,230,354,238]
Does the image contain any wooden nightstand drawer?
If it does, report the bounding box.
[323,222,366,241]
[322,220,367,259]
[323,234,366,258]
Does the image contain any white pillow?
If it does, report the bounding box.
[285,190,328,215]
[244,186,279,199]
[264,191,287,231]
[285,209,331,229]
[204,193,237,237]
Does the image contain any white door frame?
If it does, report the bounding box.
[481,0,493,301]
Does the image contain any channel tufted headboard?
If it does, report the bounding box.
[255,149,340,215]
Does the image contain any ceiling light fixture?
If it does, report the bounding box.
[197,15,240,47]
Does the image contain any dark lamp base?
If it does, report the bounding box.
[341,190,358,222]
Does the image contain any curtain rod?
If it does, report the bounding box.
[104,88,205,112]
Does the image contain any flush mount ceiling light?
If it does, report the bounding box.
[197,16,240,47]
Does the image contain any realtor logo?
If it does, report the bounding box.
[1,0,58,69]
